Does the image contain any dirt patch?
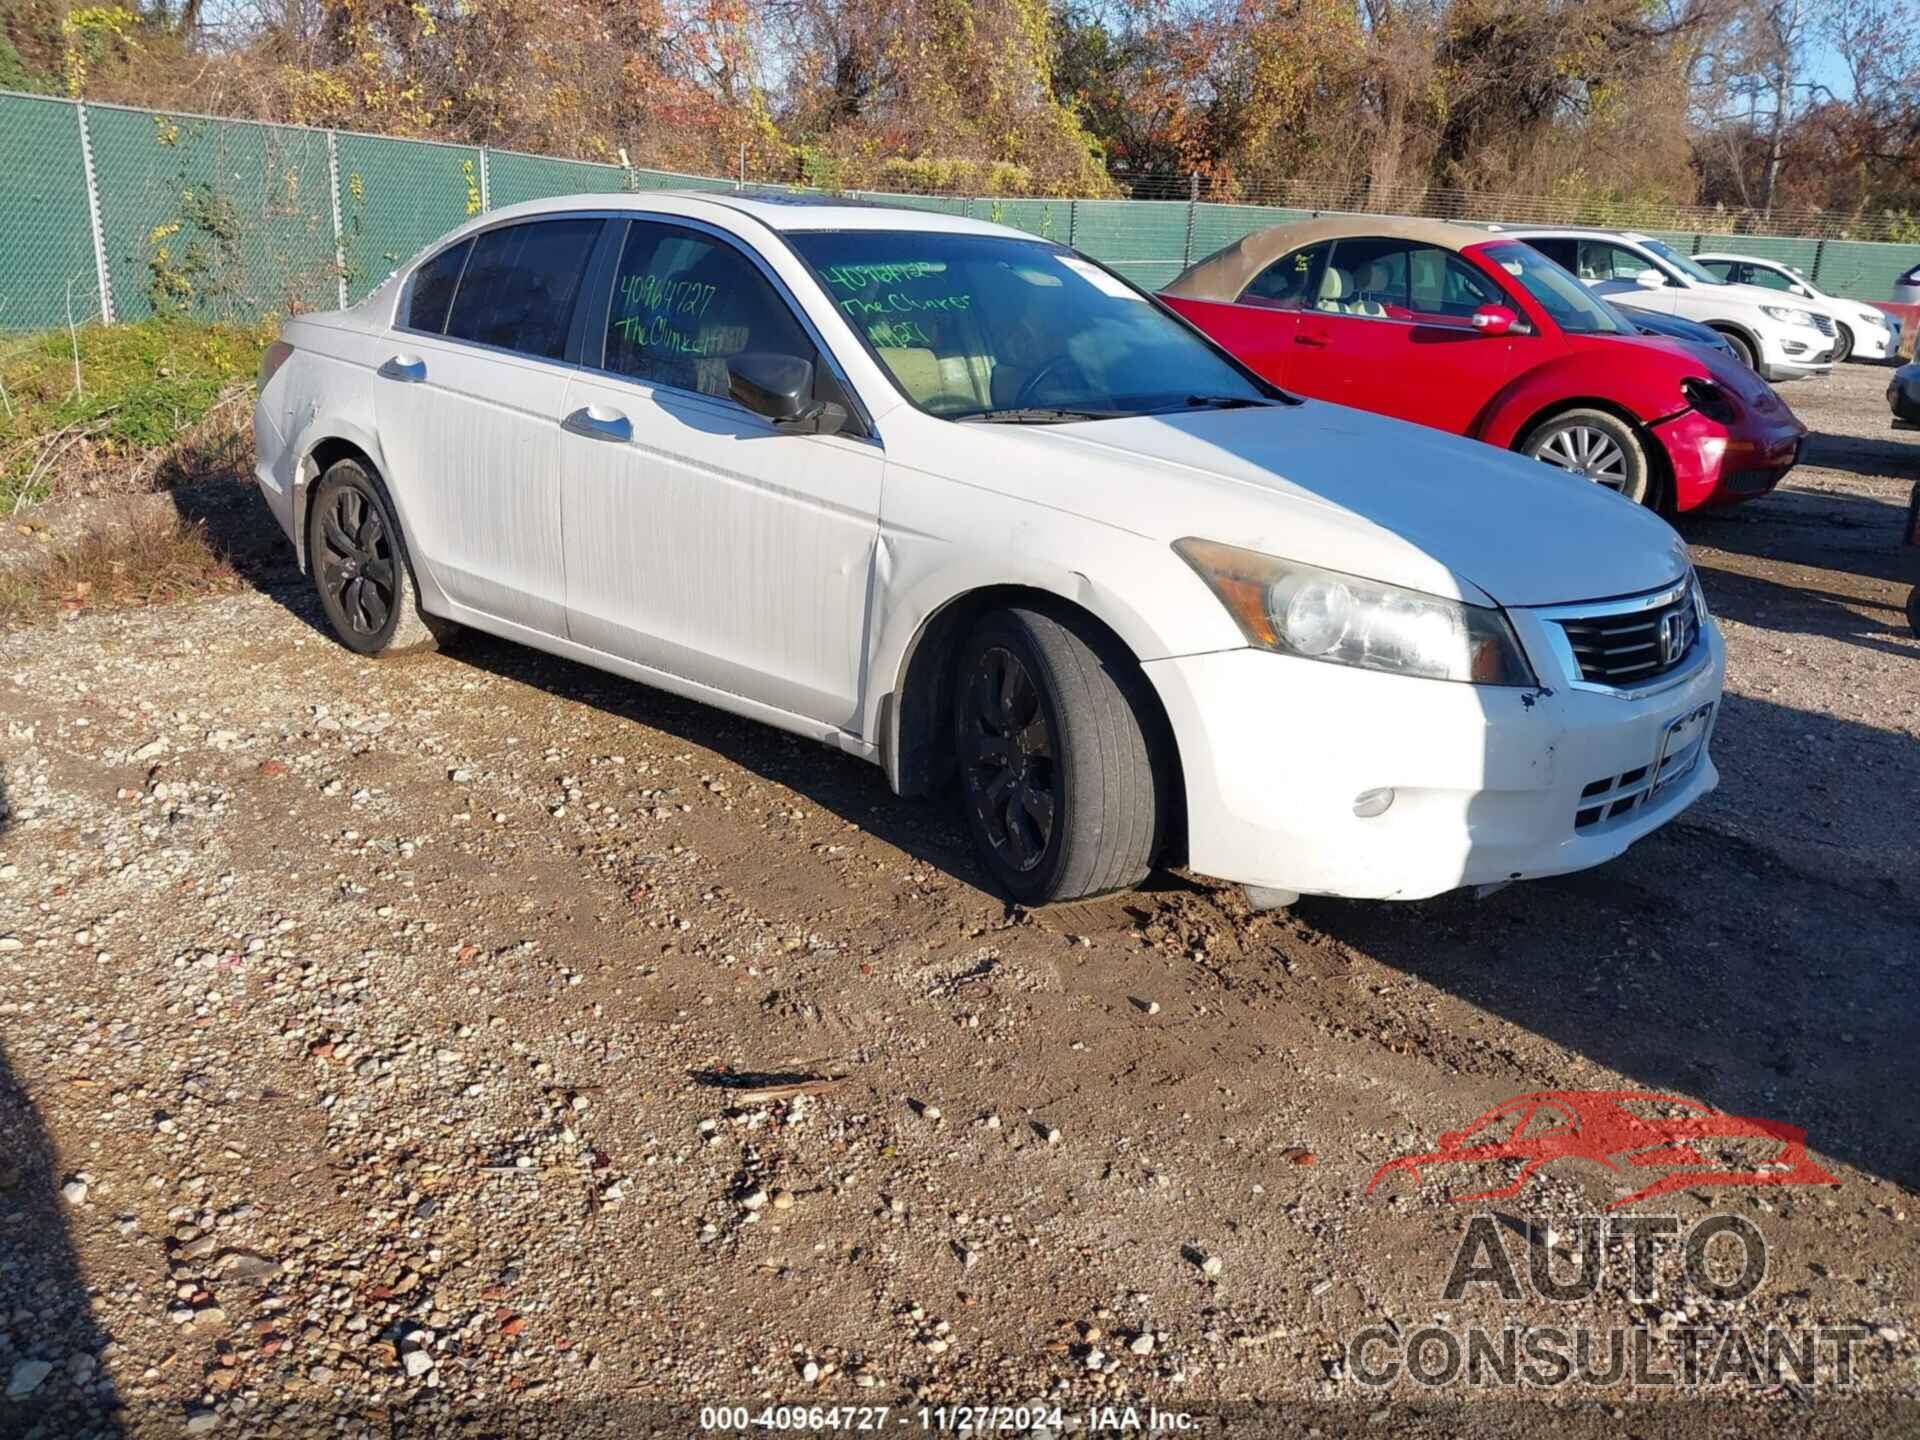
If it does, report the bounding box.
[0,363,1913,1436]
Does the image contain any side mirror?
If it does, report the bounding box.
[1470,304,1518,336]
[1635,269,1668,290]
[727,353,847,435]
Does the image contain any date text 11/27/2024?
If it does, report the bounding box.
[697,1405,1199,1432]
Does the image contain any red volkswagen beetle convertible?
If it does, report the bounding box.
[1161,218,1805,512]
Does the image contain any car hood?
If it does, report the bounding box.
[1703,279,1830,316]
[978,401,1690,608]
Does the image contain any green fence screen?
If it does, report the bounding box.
[6,89,1920,330]
[0,93,101,329]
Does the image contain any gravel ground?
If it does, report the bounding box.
[1,363,1915,1438]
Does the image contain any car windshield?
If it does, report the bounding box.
[1481,242,1626,335]
[786,229,1272,420]
[1642,239,1726,286]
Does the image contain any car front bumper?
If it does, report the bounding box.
[1144,613,1726,901]
[1849,317,1899,361]
[1757,331,1834,380]
[1653,407,1805,510]
[1888,366,1920,423]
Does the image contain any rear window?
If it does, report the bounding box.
[444,219,603,359]
[401,239,471,334]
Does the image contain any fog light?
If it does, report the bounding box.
[1353,787,1395,818]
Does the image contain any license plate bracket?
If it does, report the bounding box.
[1652,703,1713,797]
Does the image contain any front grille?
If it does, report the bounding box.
[1554,591,1699,687]
[1575,765,1653,830]
[1810,313,1836,336]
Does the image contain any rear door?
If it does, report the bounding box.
[373,217,604,636]
[557,218,883,729]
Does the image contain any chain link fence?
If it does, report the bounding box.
[6,88,1920,333]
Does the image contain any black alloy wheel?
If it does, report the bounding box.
[317,479,400,641]
[959,644,1057,874]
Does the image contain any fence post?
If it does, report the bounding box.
[326,130,348,309]
[1184,172,1199,267]
[478,147,491,211]
[1811,238,1827,290]
[74,101,114,325]
[1068,199,1078,249]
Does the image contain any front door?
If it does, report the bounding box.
[373,217,604,636]
[558,219,883,730]
[1286,237,1535,433]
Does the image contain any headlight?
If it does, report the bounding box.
[1174,539,1537,686]
[1761,305,1817,327]
[1690,567,1710,624]
[1681,376,1736,423]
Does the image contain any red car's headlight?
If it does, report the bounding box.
[1682,376,1736,424]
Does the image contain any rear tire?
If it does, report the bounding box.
[1520,408,1654,506]
[307,459,452,656]
[1833,323,1854,364]
[952,605,1168,904]
[1717,329,1758,370]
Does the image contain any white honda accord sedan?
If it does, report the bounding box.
[253,192,1724,905]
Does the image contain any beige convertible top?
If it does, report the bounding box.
[1161,215,1498,301]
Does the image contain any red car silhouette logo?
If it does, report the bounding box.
[1367,1090,1838,1209]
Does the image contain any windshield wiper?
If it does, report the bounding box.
[951,407,1130,424]
[1178,394,1282,411]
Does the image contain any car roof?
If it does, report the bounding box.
[1161,215,1496,300]
[1692,252,1796,267]
[1483,225,1663,244]
[438,189,1034,241]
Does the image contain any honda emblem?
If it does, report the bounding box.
[1658,611,1686,666]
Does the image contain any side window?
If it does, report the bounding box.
[400,238,471,334]
[603,222,814,400]
[1527,238,1578,272]
[444,219,603,360]
[1243,243,1328,310]
[1406,248,1506,325]
[1319,238,1410,318]
[1743,265,1795,292]
[1698,260,1737,282]
[1580,242,1663,285]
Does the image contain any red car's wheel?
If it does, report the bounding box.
[1521,409,1654,507]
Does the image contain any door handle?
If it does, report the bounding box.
[562,406,632,443]
[1294,330,1330,348]
[379,355,427,382]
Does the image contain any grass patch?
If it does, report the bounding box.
[1,317,267,508]
[0,511,240,629]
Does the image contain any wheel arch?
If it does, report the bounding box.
[1704,319,1761,362]
[287,419,390,574]
[882,583,1186,857]
[1510,397,1674,512]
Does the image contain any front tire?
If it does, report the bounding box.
[1833,323,1854,364]
[307,458,448,656]
[952,605,1168,904]
[1718,329,1758,370]
[1520,408,1654,506]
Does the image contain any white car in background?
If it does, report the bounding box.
[253,193,1723,907]
[1493,227,1835,380]
[1692,252,1900,362]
